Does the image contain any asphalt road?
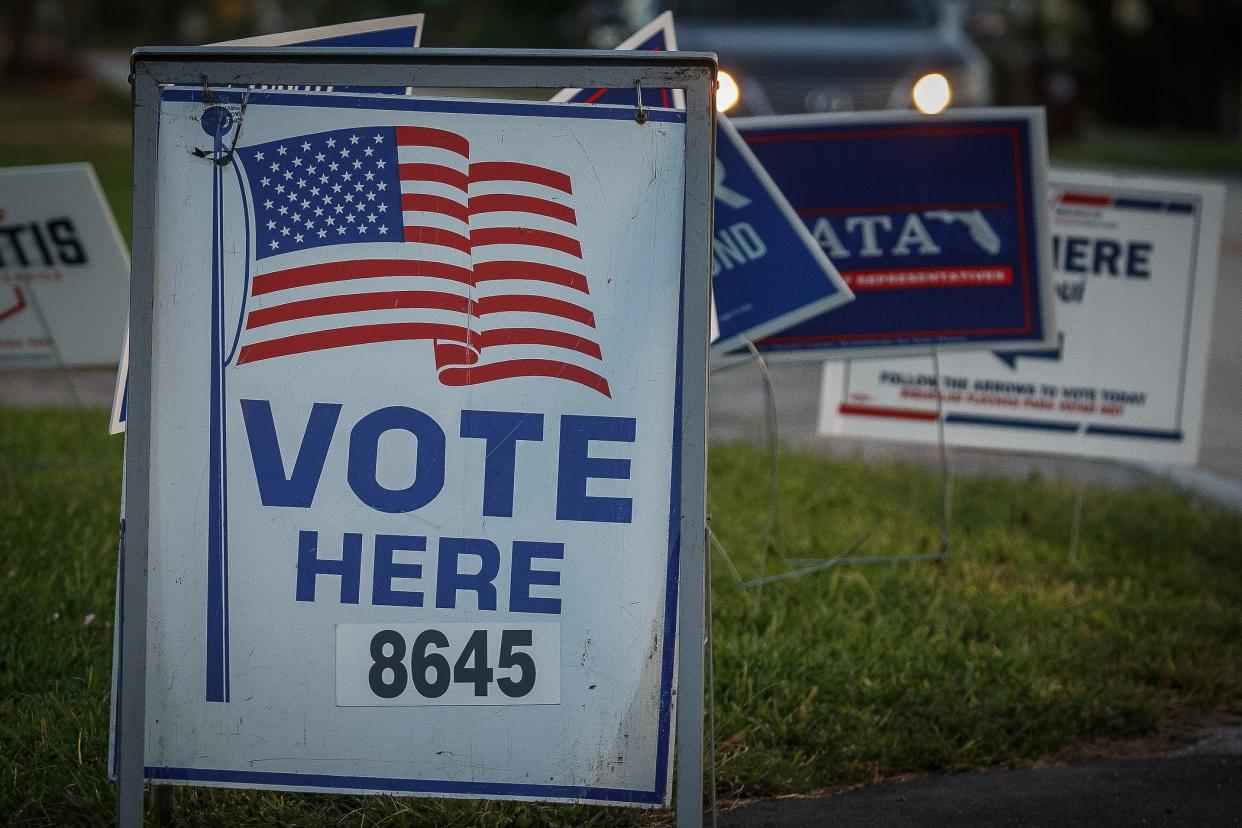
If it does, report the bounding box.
[717,727,1242,827]
[718,755,1242,827]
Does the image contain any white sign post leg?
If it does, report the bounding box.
[931,348,953,560]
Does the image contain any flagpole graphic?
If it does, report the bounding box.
[203,105,234,703]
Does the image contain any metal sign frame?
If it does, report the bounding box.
[118,46,715,826]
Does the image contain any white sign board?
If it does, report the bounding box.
[0,163,128,367]
[819,170,1225,466]
[130,85,696,806]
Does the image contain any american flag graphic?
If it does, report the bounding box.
[232,125,611,396]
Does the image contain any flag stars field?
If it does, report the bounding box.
[240,130,399,255]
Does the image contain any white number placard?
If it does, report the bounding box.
[337,623,559,706]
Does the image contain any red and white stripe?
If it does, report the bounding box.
[234,240,475,366]
[461,159,610,396]
[235,127,610,397]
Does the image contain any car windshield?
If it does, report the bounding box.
[663,0,938,26]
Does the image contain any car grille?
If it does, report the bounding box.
[753,76,904,114]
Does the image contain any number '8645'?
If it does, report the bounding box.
[368,628,536,699]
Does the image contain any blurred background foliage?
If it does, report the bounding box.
[2,0,1242,138]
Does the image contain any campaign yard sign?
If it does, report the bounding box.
[124,83,698,806]
[731,109,1056,360]
[111,16,426,432]
[708,118,853,356]
[553,12,853,357]
[219,14,424,95]
[0,163,128,367]
[550,11,685,109]
[819,170,1225,466]
[221,13,423,48]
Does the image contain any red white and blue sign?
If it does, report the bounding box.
[554,12,854,357]
[127,87,693,805]
[732,109,1057,360]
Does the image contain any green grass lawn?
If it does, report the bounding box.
[2,407,1240,825]
[1052,130,1242,176]
[3,85,1241,824]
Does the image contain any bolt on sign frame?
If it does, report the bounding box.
[118,47,715,826]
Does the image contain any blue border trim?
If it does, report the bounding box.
[945,413,1080,432]
[145,766,663,803]
[652,267,685,799]
[160,87,687,124]
[1085,424,1184,441]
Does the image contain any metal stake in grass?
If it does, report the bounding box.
[742,340,780,602]
[704,534,719,828]
[1068,471,1086,560]
[710,341,781,608]
[716,343,952,596]
[931,348,953,561]
[8,283,113,470]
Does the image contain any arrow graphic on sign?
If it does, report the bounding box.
[0,286,27,323]
[992,331,1064,369]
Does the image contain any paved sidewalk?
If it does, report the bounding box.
[0,367,117,409]
[718,727,1242,827]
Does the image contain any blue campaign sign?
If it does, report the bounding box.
[732,109,1057,360]
[269,24,419,48]
[554,13,854,358]
[219,14,424,95]
[710,118,852,355]
[550,11,683,109]
[220,14,423,48]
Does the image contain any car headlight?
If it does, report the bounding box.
[716,70,740,113]
[912,72,951,115]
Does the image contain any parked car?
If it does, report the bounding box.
[608,0,992,115]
